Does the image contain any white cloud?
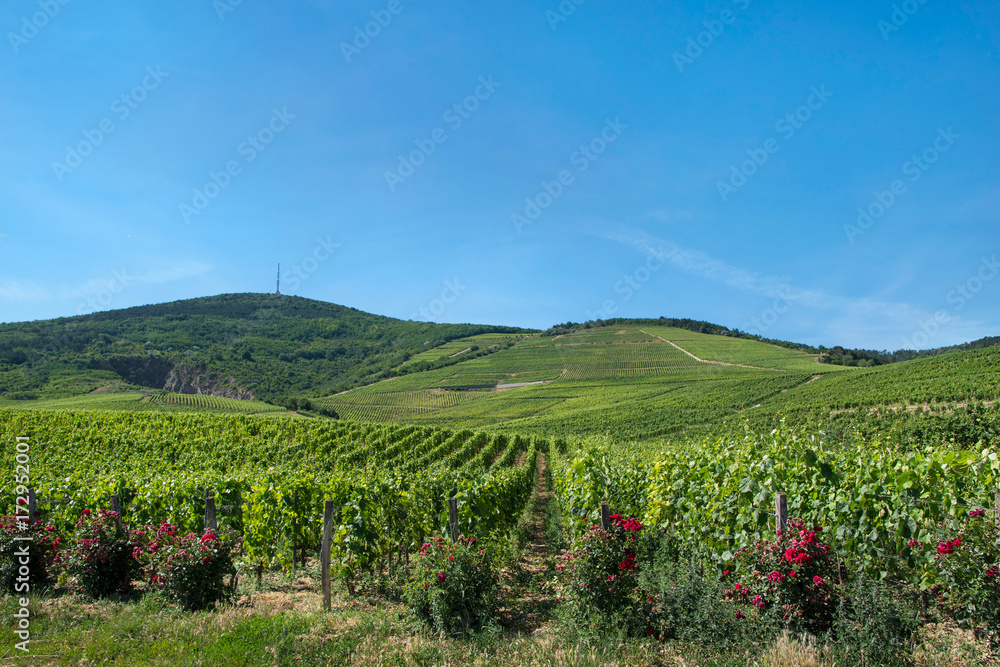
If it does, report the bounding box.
[0,281,49,301]
[59,261,213,299]
[601,227,964,348]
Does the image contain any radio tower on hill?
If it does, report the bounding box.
[275,263,281,295]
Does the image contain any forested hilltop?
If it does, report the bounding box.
[0,293,533,402]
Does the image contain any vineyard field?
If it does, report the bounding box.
[298,326,1000,443]
[549,424,1000,576]
[308,325,847,438]
[0,391,289,416]
[0,409,541,580]
[403,333,527,365]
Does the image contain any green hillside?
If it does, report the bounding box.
[0,293,533,403]
[310,325,1000,441]
[2,295,997,442]
[313,325,851,438]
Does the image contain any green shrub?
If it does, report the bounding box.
[406,535,498,635]
[63,509,141,597]
[137,522,241,610]
[639,531,765,646]
[827,573,916,666]
[0,516,61,593]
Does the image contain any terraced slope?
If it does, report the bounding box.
[313,327,1000,440]
[315,326,851,438]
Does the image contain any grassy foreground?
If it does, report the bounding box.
[1,566,994,666]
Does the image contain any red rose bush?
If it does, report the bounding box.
[725,518,841,634]
[406,535,498,634]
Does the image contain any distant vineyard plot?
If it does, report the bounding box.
[404,333,527,365]
[311,325,849,438]
[0,391,288,415]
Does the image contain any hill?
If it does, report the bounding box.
[311,325,847,437]
[0,293,533,403]
[2,295,997,442]
[309,325,1000,442]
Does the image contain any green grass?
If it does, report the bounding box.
[0,551,759,667]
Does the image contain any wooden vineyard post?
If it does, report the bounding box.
[292,489,298,577]
[204,495,217,533]
[775,492,788,535]
[321,500,334,611]
[109,494,124,532]
[600,501,610,530]
[27,488,37,520]
[448,497,459,543]
[386,506,393,570]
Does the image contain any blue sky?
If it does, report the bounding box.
[1,0,997,351]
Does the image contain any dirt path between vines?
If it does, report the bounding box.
[639,329,779,370]
[830,397,998,416]
[504,453,559,634]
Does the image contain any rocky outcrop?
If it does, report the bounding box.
[162,364,254,400]
[92,356,253,400]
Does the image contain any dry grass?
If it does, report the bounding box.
[343,630,647,666]
[913,622,1000,667]
[751,631,835,667]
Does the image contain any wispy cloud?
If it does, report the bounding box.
[54,262,213,300]
[600,227,965,347]
[0,281,50,301]
[139,261,214,285]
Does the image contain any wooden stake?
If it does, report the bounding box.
[110,494,124,532]
[292,489,298,577]
[448,497,459,543]
[775,492,788,534]
[600,501,610,530]
[204,495,217,533]
[321,499,334,611]
[27,488,37,521]
[994,491,1000,517]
